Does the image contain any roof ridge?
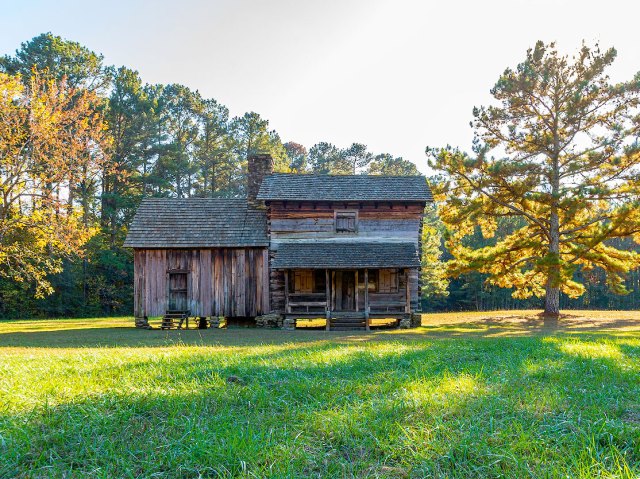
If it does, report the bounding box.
[141,197,247,201]
[267,172,426,179]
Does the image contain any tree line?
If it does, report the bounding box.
[2,34,640,318]
[0,33,420,317]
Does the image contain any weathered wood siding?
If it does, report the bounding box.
[267,201,424,245]
[134,248,269,318]
[266,201,424,314]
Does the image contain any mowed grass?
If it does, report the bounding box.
[1,311,639,478]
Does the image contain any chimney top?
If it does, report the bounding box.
[247,154,273,205]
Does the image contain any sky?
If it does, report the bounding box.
[2,0,640,173]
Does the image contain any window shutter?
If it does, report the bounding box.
[335,211,357,232]
[294,270,313,293]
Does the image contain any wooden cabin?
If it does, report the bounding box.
[124,155,433,330]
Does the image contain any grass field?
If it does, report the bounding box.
[1,311,639,478]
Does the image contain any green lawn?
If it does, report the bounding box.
[1,311,639,478]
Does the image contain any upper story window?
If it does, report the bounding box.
[335,211,357,233]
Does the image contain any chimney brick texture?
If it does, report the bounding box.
[247,154,273,204]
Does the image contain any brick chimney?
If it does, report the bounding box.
[247,154,273,205]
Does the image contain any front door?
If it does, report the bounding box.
[336,271,356,311]
[168,272,188,311]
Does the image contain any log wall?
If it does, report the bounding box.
[267,201,424,246]
[266,201,424,314]
[134,248,269,318]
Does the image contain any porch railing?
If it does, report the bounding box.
[286,293,327,313]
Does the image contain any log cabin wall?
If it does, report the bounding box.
[266,201,424,313]
[134,248,269,318]
[267,201,424,244]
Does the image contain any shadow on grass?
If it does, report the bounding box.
[2,313,640,349]
[419,315,640,339]
[2,334,639,478]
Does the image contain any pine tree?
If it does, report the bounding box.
[429,41,640,316]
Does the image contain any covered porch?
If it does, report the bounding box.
[272,242,420,330]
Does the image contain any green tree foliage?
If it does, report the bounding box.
[307,142,343,173]
[429,41,640,316]
[0,71,110,298]
[284,142,308,173]
[420,206,449,300]
[369,153,419,175]
[305,143,420,176]
[155,84,201,198]
[341,143,373,174]
[102,67,153,243]
[231,112,289,176]
[193,99,234,197]
[0,32,109,91]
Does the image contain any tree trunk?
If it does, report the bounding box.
[545,128,561,318]
[544,210,561,317]
[544,279,560,316]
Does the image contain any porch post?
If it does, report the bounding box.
[331,271,336,312]
[405,269,411,314]
[166,271,170,311]
[284,270,290,314]
[325,269,330,331]
[364,268,370,331]
[355,270,359,312]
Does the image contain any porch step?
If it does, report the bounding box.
[161,310,190,330]
[329,313,367,331]
[331,312,366,319]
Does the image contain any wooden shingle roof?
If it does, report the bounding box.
[257,174,433,202]
[123,198,268,248]
[272,242,420,269]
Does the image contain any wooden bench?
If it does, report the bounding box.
[287,301,328,313]
[286,293,327,313]
[369,300,406,313]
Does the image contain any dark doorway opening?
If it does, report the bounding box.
[168,272,188,311]
[336,271,356,311]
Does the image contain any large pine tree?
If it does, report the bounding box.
[429,41,640,316]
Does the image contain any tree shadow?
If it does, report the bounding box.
[2,334,639,478]
[416,314,640,339]
[2,313,640,349]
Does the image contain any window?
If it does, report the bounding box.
[368,270,378,292]
[294,270,313,293]
[293,270,326,294]
[335,211,357,233]
[378,269,399,293]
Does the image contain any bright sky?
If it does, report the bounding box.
[2,0,639,173]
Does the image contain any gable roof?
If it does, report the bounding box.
[272,241,420,269]
[123,198,268,248]
[257,174,433,202]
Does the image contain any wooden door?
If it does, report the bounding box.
[338,271,355,311]
[168,272,188,311]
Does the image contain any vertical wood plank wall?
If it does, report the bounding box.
[134,248,269,318]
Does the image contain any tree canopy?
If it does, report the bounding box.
[429,41,640,316]
[0,71,110,297]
